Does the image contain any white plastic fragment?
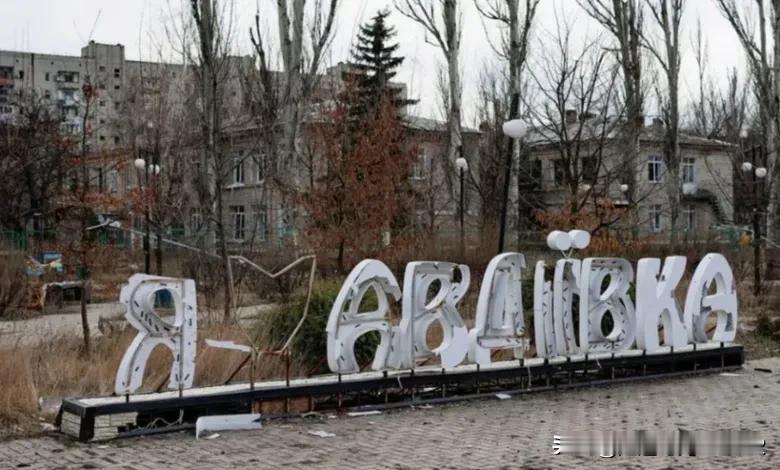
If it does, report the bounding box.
[495,393,511,400]
[347,410,382,417]
[308,430,336,438]
[195,413,262,439]
[205,339,252,353]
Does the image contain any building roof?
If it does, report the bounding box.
[524,116,734,150]
[403,115,480,134]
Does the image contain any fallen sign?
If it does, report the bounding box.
[57,229,744,442]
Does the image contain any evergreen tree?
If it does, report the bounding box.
[351,9,416,115]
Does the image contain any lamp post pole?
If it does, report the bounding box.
[143,157,151,275]
[741,139,767,297]
[498,93,520,254]
[456,147,468,260]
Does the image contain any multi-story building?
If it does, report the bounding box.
[1,43,480,253]
[525,112,735,238]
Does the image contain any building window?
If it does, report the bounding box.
[99,100,105,107]
[99,135,105,142]
[581,157,598,184]
[233,158,245,184]
[190,208,202,232]
[45,72,50,81]
[18,71,23,79]
[684,205,695,232]
[410,151,426,180]
[277,208,294,240]
[553,160,565,186]
[114,68,121,78]
[99,65,106,72]
[106,169,119,193]
[682,157,695,184]
[231,206,246,240]
[253,205,268,242]
[114,136,120,145]
[114,84,120,90]
[649,205,663,233]
[256,158,264,182]
[648,155,664,183]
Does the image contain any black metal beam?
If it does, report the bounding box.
[60,345,743,442]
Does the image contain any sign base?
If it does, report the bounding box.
[58,342,743,442]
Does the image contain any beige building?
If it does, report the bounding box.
[526,113,735,238]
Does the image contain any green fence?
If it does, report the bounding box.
[1,228,129,251]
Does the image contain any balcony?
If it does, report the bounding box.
[0,77,14,87]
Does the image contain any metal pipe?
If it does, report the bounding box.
[498,92,520,254]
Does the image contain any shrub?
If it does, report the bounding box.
[260,279,379,375]
[755,313,780,341]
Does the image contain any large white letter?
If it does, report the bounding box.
[684,253,738,343]
[636,257,688,352]
[393,262,470,369]
[468,253,527,365]
[579,258,635,353]
[533,261,555,358]
[326,260,401,373]
[552,259,582,356]
[115,274,197,395]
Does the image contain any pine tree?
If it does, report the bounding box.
[351,9,416,115]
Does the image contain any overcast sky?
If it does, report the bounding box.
[1,0,747,124]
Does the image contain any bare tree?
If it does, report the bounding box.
[526,16,658,235]
[579,0,644,218]
[474,0,541,237]
[249,0,340,184]
[472,64,513,230]
[190,0,237,320]
[642,0,685,247]
[716,0,780,243]
[396,0,463,165]
[0,92,68,234]
[475,0,539,113]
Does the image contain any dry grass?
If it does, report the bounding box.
[0,318,309,436]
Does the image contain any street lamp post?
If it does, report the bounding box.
[134,149,161,275]
[499,113,530,254]
[741,155,767,297]
[455,148,468,260]
[134,156,151,274]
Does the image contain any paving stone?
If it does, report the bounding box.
[2,358,779,469]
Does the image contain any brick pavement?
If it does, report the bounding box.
[2,358,779,469]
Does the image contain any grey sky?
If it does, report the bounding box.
[1,0,746,123]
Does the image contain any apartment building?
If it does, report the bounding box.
[526,112,735,238]
[2,42,481,251]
